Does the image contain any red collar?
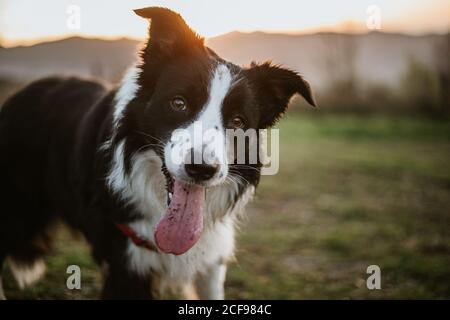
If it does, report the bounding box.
[115,223,158,252]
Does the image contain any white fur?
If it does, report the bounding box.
[106,140,127,195]
[121,152,254,296]
[99,66,140,152]
[195,263,227,299]
[106,63,254,298]
[8,258,46,289]
[107,142,167,219]
[164,64,233,186]
[113,66,140,128]
[128,215,235,283]
[108,146,254,278]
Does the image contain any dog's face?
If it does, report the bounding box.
[120,7,315,187]
[114,7,315,254]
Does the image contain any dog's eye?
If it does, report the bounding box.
[229,116,246,129]
[170,96,187,112]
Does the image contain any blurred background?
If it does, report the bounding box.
[0,0,449,299]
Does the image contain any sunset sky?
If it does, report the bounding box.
[0,0,449,47]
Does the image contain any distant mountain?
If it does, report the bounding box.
[0,37,140,83]
[0,32,448,89]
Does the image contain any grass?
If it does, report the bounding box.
[3,113,450,299]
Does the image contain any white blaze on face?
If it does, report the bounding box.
[165,64,233,185]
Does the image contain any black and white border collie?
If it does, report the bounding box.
[0,7,315,299]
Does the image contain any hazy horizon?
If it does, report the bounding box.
[0,0,449,48]
[1,28,449,49]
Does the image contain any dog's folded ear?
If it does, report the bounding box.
[245,62,317,128]
[134,6,203,55]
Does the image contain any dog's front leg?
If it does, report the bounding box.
[194,263,227,300]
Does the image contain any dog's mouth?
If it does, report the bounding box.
[154,167,205,255]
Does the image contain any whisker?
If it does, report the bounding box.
[235,175,250,186]
[134,131,166,145]
[135,143,164,153]
[227,171,250,187]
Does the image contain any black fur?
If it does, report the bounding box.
[0,7,315,299]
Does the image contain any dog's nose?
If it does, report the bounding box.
[185,163,218,181]
[184,147,219,182]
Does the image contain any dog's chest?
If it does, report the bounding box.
[112,148,254,281]
[126,216,236,282]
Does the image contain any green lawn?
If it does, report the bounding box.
[3,114,450,299]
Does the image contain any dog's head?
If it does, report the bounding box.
[113,7,316,255]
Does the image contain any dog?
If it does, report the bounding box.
[0,7,315,299]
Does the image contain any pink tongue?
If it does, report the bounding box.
[154,180,205,255]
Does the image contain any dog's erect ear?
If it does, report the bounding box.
[134,7,203,55]
[245,62,316,128]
